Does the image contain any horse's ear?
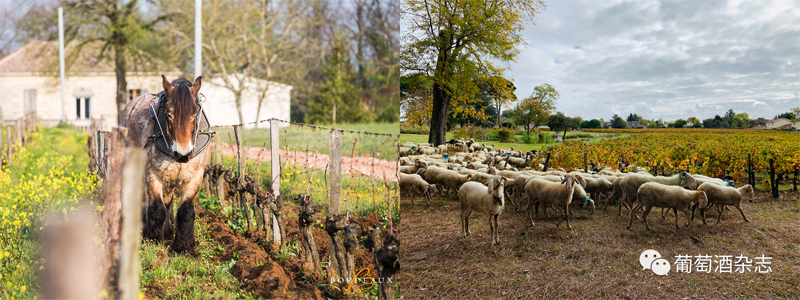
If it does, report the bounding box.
[161,75,174,98]
[191,76,202,96]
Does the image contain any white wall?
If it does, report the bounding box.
[0,74,167,129]
[0,74,292,130]
[201,76,292,128]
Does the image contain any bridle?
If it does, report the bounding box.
[149,90,214,160]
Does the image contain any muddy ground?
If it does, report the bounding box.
[399,188,800,299]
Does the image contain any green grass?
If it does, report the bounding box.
[139,217,256,299]
[0,126,99,300]
[217,122,399,159]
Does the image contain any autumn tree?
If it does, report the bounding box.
[478,76,516,127]
[611,114,626,129]
[400,73,434,126]
[402,0,546,145]
[509,83,558,134]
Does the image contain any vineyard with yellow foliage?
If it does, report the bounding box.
[541,129,800,184]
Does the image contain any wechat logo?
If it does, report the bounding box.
[640,249,670,276]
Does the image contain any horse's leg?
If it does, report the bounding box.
[162,192,175,241]
[172,172,204,254]
[145,175,166,241]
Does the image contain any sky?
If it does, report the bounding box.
[503,0,799,121]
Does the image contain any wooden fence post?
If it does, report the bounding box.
[270,119,281,244]
[769,158,778,198]
[583,152,588,172]
[542,152,551,172]
[793,168,798,191]
[16,118,22,147]
[748,154,754,186]
[234,125,252,232]
[42,208,99,299]
[99,127,128,295]
[329,129,342,214]
[326,129,347,289]
[5,126,11,164]
[214,126,226,207]
[118,148,146,300]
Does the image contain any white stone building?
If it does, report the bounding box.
[0,41,291,130]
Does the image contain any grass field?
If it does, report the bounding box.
[401,131,630,152]
[399,190,800,299]
[218,122,399,158]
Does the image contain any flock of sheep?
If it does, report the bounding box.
[399,139,756,245]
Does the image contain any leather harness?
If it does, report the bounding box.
[148,90,214,159]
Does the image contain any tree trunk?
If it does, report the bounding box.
[562,130,567,141]
[235,92,244,124]
[114,45,128,126]
[428,81,449,146]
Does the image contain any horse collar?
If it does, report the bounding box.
[149,91,215,160]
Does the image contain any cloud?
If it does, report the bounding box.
[507,0,800,120]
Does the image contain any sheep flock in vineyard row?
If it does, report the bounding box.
[399,139,756,243]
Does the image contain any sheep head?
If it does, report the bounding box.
[679,172,698,189]
[573,174,587,188]
[486,176,506,205]
[739,184,755,199]
[427,184,439,197]
[696,190,709,209]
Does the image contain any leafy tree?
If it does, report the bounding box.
[703,118,719,128]
[611,114,626,129]
[674,119,687,128]
[724,109,736,121]
[580,119,601,129]
[732,113,751,128]
[17,0,172,125]
[402,0,546,145]
[509,83,558,134]
[792,107,800,123]
[667,122,675,128]
[400,73,434,126]
[547,112,567,139]
[775,111,795,120]
[477,76,516,127]
[686,117,701,128]
[307,35,365,124]
[626,113,643,122]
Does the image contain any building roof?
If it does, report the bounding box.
[0,41,175,75]
[767,118,789,123]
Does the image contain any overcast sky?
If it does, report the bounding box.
[502,0,799,121]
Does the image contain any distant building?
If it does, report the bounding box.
[0,41,291,130]
[766,118,791,129]
[626,120,641,128]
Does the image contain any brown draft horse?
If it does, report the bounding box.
[122,75,209,253]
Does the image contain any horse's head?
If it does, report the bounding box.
[161,75,201,163]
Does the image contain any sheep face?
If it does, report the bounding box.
[428,184,439,198]
[487,176,507,205]
[679,172,698,189]
[696,190,709,209]
[740,184,755,199]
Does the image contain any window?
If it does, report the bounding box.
[129,89,142,101]
[23,89,36,115]
[75,97,91,119]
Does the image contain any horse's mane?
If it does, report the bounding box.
[170,78,198,125]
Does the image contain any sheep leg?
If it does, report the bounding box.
[673,207,680,229]
[563,203,573,230]
[460,208,468,238]
[642,205,654,231]
[528,204,536,226]
[700,206,709,225]
[716,204,724,224]
[465,210,473,235]
[734,204,750,222]
[627,201,643,229]
[661,207,668,219]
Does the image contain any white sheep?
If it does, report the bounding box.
[399,160,428,174]
[399,173,438,204]
[619,172,697,217]
[458,176,507,245]
[693,183,754,225]
[523,174,581,229]
[419,166,472,196]
[627,182,708,230]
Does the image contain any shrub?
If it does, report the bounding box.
[400,124,429,134]
[538,131,554,143]
[497,128,515,143]
[521,133,536,144]
[501,122,515,128]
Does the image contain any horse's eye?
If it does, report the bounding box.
[167,114,173,120]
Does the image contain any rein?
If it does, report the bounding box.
[149,90,214,160]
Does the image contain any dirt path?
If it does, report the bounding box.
[216,143,398,181]
[399,190,800,299]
